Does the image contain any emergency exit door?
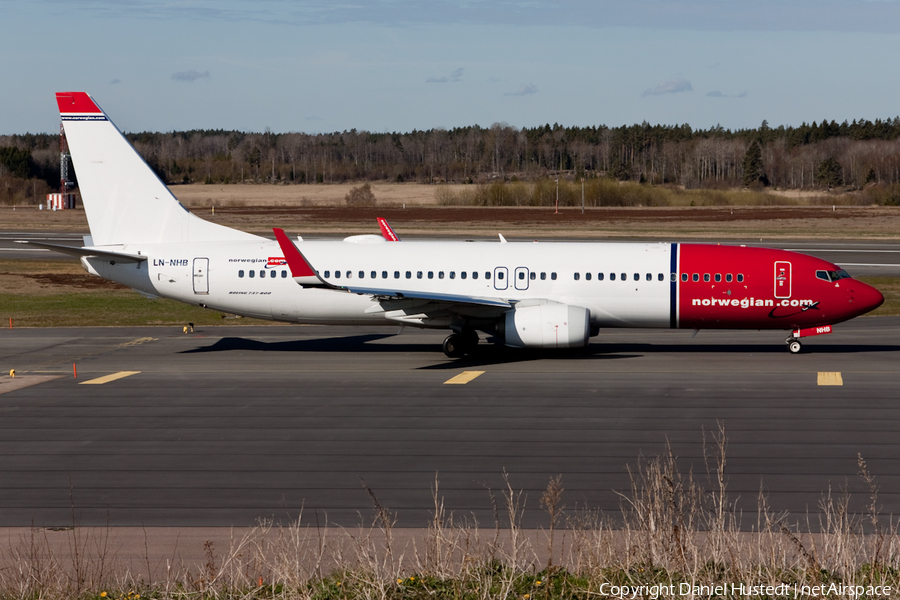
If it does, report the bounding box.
[774,261,791,298]
[193,258,209,294]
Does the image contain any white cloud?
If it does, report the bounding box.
[642,78,692,97]
[504,83,537,97]
[171,70,210,82]
[426,67,463,83]
[707,90,748,98]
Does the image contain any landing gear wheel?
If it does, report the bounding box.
[787,340,802,354]
[442,334,467,358]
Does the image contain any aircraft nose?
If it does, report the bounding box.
[850,280,884,315]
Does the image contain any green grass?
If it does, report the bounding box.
[1,291,272,328]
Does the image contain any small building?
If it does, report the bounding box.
[46,193,76,210]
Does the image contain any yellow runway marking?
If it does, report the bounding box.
[117,337,156,348]
[817,372,843,386]
[79,371,141,385]
[444,371,485,385]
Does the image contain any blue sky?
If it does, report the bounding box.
[3,0,899,135]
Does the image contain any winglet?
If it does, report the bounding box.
[273,228,330,287]
[377,217,401,241]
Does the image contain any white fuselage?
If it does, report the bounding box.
[83,238,673,328]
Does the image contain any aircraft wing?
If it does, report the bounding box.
[341,285,512,308]
[377,217,401,241]
[273,228,513,310]
[15,241,147,263]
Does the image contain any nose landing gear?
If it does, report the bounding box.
[785,325,833,354]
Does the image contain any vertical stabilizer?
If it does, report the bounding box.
[57,92,259,245]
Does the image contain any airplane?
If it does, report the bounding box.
[21,92,885,358]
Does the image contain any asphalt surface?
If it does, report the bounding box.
[1,320,899,529]
[3,231,900,276]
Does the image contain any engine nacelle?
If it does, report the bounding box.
[501,303,590,349]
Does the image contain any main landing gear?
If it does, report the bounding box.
[442,330,479,358]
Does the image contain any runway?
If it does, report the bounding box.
[2,320,899,528]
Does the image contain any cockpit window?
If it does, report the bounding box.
[816,269,852,282]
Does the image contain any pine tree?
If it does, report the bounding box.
[816,157,843,188]
[741,141,765,187]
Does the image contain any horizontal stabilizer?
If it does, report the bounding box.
[15,241,146,263]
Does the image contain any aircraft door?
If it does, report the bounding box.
[493,266,508,291]
[514,267,530,291]
[774,261,791,298]
[193,257,209,295]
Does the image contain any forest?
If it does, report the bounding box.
[2,117,900,205]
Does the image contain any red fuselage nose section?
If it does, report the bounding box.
[845,278,884,318]
[677,244,883,330]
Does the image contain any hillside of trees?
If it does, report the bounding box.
[2,117,900,205]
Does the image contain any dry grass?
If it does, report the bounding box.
[172,182,462,208]
[1,425,897,599]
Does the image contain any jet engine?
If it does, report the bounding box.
[501,303,590,348]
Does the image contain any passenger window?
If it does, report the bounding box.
[692,273,699,282]
[574,272,580,281]
[737,274,744,282]
[238,270,244,278]
[681,273,688,282]
[703,274,710,282]
[334,271,340,279]
[726,273,733,282]
[260,270,266,278]
[658,273,664,281]
[540,272,546,280]
[715,274,721,282]
[598,273,604,281]
[633,273,639,281]
[405,271,411,279]
[249,270,255,278]
[610,273,616,281]
[498,272,504,280]
[382,271,388,279]
[551,272,557,280]
[518,272,525,280]
[282,270,288,278]
[486,272,491,279]
[621,273,626,281]
[462,272,468,279]
[417,271,423,279]
[428,271,434,279]
[450,271,456,279]
[394,271,400,279]
[371,271,377,279]
[346,271,352,279]
[529,272,535,280]
[439,271,445,279]
[359,271,365,279]
[473,272,478,279]
[646,273,652,281]
[585,272,591,281]
[323,270,330,278]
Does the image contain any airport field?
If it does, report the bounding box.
[3,182,900,239]
[3,189,900,598]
